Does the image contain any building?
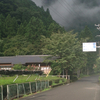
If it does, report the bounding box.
[0,55,52,74]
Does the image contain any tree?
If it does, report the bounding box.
[17,23,25,35]
[0,39,3,56]
[4,14,18,37]
[0,0,65,56]
[79,26,94,41]
[47,23,65,37]
[25,16,46,42]
[3,35,34,56]
[93,57,100,73]
[41,31,85,75]
[79,26,97,75]
[25,16,46,54]
[0,14,5,39]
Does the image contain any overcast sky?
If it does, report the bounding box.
[32,0,100,29]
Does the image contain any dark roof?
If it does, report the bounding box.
[0,55,49,64]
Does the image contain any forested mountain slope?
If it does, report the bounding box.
[0,0,65,56]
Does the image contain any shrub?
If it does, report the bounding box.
[13,64,26,70]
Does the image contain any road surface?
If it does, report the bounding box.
[19,75,100,100]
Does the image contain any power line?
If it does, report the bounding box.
[57,0,75,17]
[59,0,85,24]
[48,3,74,27]
[50,7,68,23]
[57,0,83,26]
[58,0,95,26]
[61,0,80,17]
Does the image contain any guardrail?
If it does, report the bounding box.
[57,75,70,80]
[40,75,70,80]
[49,78,67,87]
[7,80,49,100]
[0,85,3,100]
[2,75,70,100]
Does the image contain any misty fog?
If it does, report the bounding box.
[32,0,100,30]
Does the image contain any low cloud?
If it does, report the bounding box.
[32,0,100,29]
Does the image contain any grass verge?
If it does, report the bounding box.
[0,75,62,85]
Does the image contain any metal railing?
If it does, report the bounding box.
[7,80,49,100]
[3,75,70,100]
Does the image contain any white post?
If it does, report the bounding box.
[36,82,37,92]
[22,83,25,95]
[40,81,42,91]
[45,80,46,89]
[1,86,3,100]
[7,85,9,100]
[13,75,18,82]
[26,75,31,81]
[17,84,19,98]
[29,82,32,94]
[63,70,64,78]
[48,80,49,88]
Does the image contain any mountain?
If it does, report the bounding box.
[0,0,65,56]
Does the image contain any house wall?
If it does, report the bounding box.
[41,66,52,74]
[25,63,51,74]
[0,63,52,74]
[0,63,12,70]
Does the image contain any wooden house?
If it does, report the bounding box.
[0,55,52,74]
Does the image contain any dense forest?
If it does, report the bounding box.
[0,0,99,75]
[0,0,65,56]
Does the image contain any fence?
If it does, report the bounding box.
[6,78,67,100]
[7,80,49,100]
[57,75,70,80]
[41,75,70,80]
[0,85,3,100]
[49,78,67,86]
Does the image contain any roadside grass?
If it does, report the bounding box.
[98,76,100,83]
[80,74,90,78]
[0,75,67,100]
[59,80,62,84]
[0,75,62,85]
[78,74,90,79]
[79,73,100,79]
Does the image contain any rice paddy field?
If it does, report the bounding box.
[0,75,62,85]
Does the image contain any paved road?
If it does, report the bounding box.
[19,75,100,100]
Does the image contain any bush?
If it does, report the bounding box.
[93,57,100,73]
[13,64,26,70]
[70,75,78,82]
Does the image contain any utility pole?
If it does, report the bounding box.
[95,24,100,56]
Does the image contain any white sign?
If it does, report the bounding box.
[82,42,96,52]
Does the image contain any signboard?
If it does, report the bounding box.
[82,42,96,52]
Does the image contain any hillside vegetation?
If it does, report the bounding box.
[0,0,65,56]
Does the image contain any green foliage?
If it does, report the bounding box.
[0,39,3,56]
[4,14,18,38]
[13,64,26,70]
[79,26,98,75]
[47,22,65,37]
[41,31,86,74]
[0,0,65,56]
[0,75,61,85]
[0,14,5,39]
[93,57,100,73]
[79,26,94,41]
[3,35,34,56]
